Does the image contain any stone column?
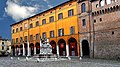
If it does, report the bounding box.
[40,40,42,53]
[80,41,83,57]
[23,43,25,56]
[66,44,69,57]
[57,45,59,57]
[105,0,107,5]
[27,42,30,56]
[34,47,36,55]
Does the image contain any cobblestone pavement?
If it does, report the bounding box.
[0,57,120,67]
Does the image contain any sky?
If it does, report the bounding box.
[0,0,68,40]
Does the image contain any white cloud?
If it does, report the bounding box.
[48,5,53,8]
[5,0,53,21]
[5,0,39,21]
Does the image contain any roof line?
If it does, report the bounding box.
[10,0,77,26]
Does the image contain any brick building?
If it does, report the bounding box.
[91,0,120,59]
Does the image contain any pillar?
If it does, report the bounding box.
[105,0,107,5]
[34,47,36,55]
[80,40,83,57]
[40,40,42,53]
[57,45,59,57]
[23,43,25,56]
[66,44,69,57]
[27,42,30,56]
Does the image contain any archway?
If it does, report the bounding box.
[20,44,23,56]
[36,42,40,54]
[68,38,78,56]
[30,43,34,56]
[24,43,27,56]
[11,46,15,56]
[82,40,90,57]
[50,40,57,54]
[16,45,19,56]
[58,39,66,56]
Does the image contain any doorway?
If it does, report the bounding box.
[82,40,90,57]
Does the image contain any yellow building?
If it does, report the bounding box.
[11,0,80,57]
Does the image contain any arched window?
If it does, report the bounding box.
[12,29,14,33]
[96,4,99,8]
[106,0,111,4]
[16,28,18,32]
[81,3,86,13]
[100,0,105,6]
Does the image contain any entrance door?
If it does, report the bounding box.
[24,43,28,56]
[68,38,78,56]
[50,41,57,54]
[58,39,66,56]
[12,46,15,56]
[36,42,40,54]
[20,45,23,56]
[30,43,34,56]
[82,40,90,57]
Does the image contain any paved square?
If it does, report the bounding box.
[0,57,120,67]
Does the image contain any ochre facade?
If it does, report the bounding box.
[11,0,80,57]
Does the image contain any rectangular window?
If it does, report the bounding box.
[42,32,46,39]
[49,16,54,22]
[42,19,46,25]
[20,27,22,31]
[68,9,74,17]
[2,46,4,50]
[24,36,27,42]
[50,30,54,38]
[58,28,64,36]
[100,18,102,21]
[20,37,23,42]
[58,13,63,20]
[30,35,33,41]
[2,42,4,44]
[94,19,96,23]
[36,34,39,40]
[13,29,14,33]
[81,3,86,13]
[16,28,18,32]
[30,23,33,28]
[36,21,39,26]
[70,26,75,34]
[16,38,18,43]
[82,19,86,26]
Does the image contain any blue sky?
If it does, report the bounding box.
[0,0,68,39]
